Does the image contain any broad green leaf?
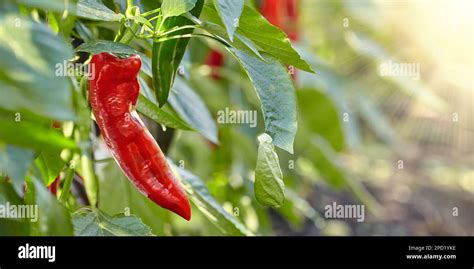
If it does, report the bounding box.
[76,39,137,55]
[0,14,75,120]
[77,0,123,21]
[0,120,77,152]
[200,20,262,59]
[254,133,285,207]
[170,162,253,236]
[136,94,193,131]
[0,181,31,235]
[237,5,313,72]
[199,20,297,153]
[32,177,74,235]
[161,0,198,18]
[34,150,65,186]
[232,51,297,153]
[152,0,204,106]
[297,88,345,151]
[168,77,218,144]
[213,0,244,41]
[204,4,313,72]
[72,208,153,236]
[0,145,34,195]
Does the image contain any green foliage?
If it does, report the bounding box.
[73,208,153,236]
[76,39,137,54]
[77,0,123,21]
[213,0,244,41]
[0,14,74,120]
[32,177,74,235]
[0,0,390,236]
[254,134,285,207]
[137,94,193,131]
[161,0,198,18]
[0,181,31,235]
[168,78,219,144]
[297,88,345,152]
[152,0,204,106]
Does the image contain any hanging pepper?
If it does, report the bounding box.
[88,52,191,220]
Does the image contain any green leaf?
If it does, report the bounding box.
[72,208,154,236]
[75,39,137,55]
[297,88,345,151]
[34,150,65,186]
[0,120,77,152]
[200,19,297,152]
[213,0,244,41]
[32,177,74,235]
[200,20,262,59]
[152,0,204,106]
[0,181,31,235]
[161,0,198,18]
[168,78,218,144]
[77,0,123,21]
[232,50,297,153]
[170,162,253,236]
[0,14,75,120]
[225,5,313,72]
[254,133,285,207]
[236,5,313,72]
[136,94,193,131]
[0,145,34,195]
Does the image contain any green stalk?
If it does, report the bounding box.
[59,164,75,203]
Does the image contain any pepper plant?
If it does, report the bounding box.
[0,0,374,236]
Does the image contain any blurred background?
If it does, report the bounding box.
[123,0,472,236]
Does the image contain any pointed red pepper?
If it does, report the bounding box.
[88,52,191,220]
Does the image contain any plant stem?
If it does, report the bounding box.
[59,164,75,203]
[154,33,230,47]
[141,8,161,17]
[156,25,199,38]
[155,16,166,34]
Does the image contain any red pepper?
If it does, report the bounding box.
[48,176,60,195]
[205,50,224,80]
[88,52,191,220]
[260,0,299,41]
